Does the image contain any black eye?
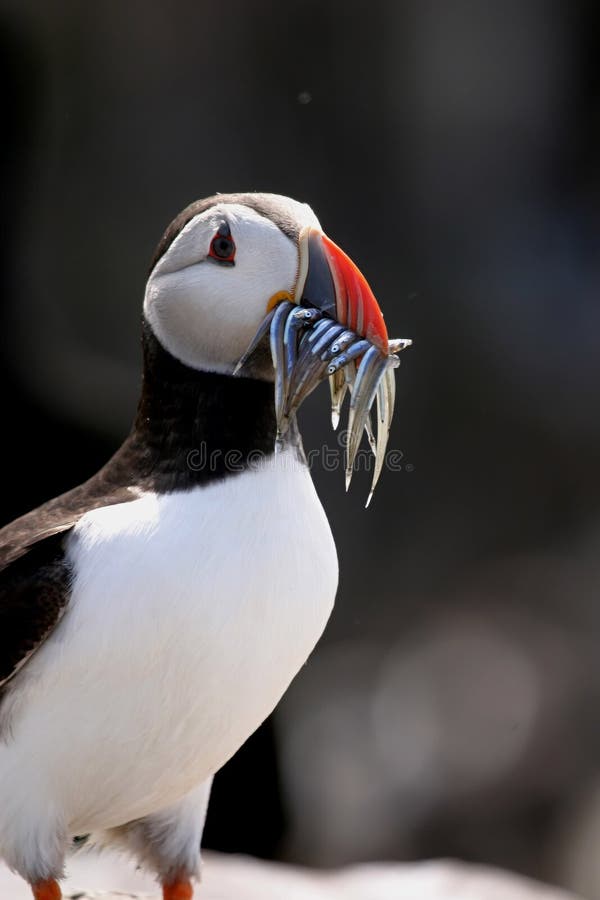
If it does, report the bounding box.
[208,222,236,264]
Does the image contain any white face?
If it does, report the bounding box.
[144,198,321,375]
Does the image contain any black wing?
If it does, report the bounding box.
[0,477,137,694]
[0,527,73,690]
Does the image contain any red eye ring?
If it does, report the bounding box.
[209,222,236,264]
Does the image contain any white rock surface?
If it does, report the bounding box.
[0,851,582,900]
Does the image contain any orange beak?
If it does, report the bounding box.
[294,227,389,354]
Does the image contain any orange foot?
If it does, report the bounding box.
[163,881,194,900]
[32,880,61,900]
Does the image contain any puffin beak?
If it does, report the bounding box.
[294,227,389,354]
[238,224,411,505]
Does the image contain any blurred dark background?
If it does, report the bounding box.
[2,0,600,896]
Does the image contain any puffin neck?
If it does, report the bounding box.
[118,321,279,491]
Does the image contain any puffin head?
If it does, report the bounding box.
[144,192,388,378]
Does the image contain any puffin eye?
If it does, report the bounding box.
[208,221,236,265]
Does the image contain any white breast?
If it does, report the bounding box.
[0,449,337,834]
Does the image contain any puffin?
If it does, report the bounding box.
[0,193,391,900]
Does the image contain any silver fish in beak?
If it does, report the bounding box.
[234,227,412,504]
